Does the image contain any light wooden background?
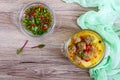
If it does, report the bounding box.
[0,0,92,80]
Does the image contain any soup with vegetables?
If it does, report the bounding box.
[67,30,105,68]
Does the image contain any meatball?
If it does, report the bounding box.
[77,42,86,51]
[68,45,76,54]
[85,36,92,45]
[74,55,81,63]
[73,37,81,44]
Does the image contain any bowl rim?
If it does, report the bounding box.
[65,29,106,69]
[18,2,56,38]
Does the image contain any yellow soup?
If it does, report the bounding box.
[67,30,105,68]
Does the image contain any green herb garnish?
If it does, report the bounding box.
[17,40,29,54]
[77,52,84,58]
[31,44,45,49]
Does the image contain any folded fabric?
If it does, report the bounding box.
[63,0,120,80]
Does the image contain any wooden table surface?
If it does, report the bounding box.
[0,0,92,80]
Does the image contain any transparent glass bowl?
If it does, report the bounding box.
[62,29,105,69]
[19,2,56,38]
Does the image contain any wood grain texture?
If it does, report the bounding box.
[0,0,92,80]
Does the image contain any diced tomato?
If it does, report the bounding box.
[85,49,89,53]
[85,45,92,53]
[39,5,44,8]
[80,36,84,41]
[81,57,84,60]
[32,12,36,16]
[86,43,90,46]
[81,57,91,62]
[87,45,91,50]
[30,24,36,28]
[42,26,47,30]
[85,59,91,62]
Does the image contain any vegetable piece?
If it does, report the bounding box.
[85,45,93,53]
[32,12,36,16]
[39,5,44,8]
[31,44,45,49]
[17,40,29,54]
[80,36,84,41]
[77,52,84,58]
[77,52,91,62]
[30,24,36,28]
[42,25,47,30]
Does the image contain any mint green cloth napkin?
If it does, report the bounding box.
[63,0,120,80]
